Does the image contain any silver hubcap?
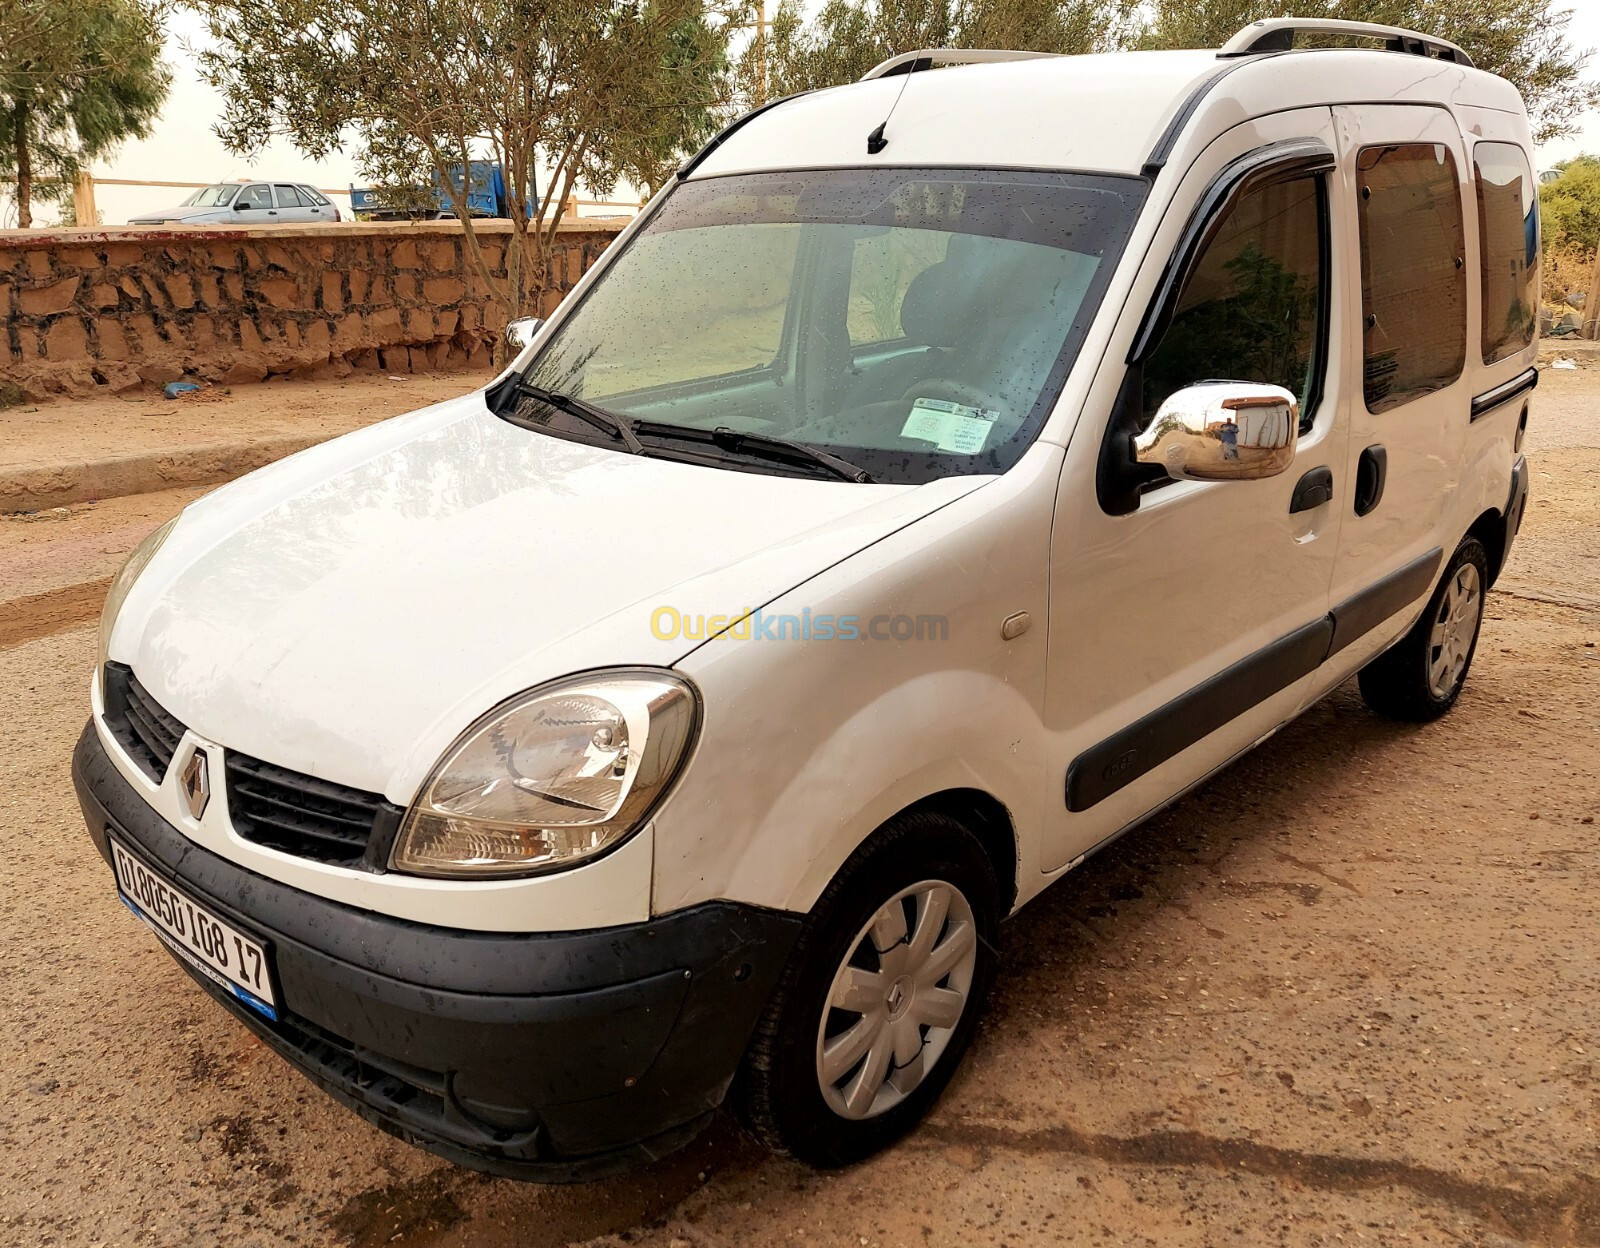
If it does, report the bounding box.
[815,880,978,1121]
[1428,562,1482,698]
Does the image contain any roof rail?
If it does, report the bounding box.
[860,48,1058,81]
[1219,17,1474,67]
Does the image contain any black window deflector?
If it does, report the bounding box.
[1128,139,1336,366]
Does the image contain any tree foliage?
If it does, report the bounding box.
[0,0,169,227]
[1140,1,1599,144]
[749,0,1141,98]
[192,0,741,320]
[750,0,1595,143]
[1540,156,1600,257]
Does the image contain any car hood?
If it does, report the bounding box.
[117,393,987,801]
[128,206,224,223]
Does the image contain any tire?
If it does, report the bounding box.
[1358,536,1489,723]
[734,811,1000,1166]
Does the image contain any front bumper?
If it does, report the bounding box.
[73,723,801,1181]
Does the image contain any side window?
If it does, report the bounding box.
[237,184,273,210]
[1357,144,1467,412]
[274,185,306,208]
[1142,175,1326,431]
[1474,142,1539,364]
[301,186,330,206]
[847,231,950,347]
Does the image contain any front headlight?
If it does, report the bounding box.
[97,515,179,688]
[392,670,699,878]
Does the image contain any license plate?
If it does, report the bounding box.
[110,839,278,1020]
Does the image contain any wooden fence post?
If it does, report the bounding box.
[1584,246,1600,339]
[73,171,97,227]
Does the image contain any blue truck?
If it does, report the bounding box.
[350,162,536,221]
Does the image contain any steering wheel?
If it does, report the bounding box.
[900,377,1007,414]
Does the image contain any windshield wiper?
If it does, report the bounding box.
[634,423,876,484]
[511,382,643,454]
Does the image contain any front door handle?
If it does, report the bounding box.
[1289,466,1333,514]
[1354,445,1388,516]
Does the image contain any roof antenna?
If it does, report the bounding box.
[866,61,919,154]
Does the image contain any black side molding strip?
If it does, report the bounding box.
[1067,548,1444,811]
[1470,367,1538,422]
[1065,617,1333,812]
[1326,547,1442,657]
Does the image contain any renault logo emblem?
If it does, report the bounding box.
[180,748,210,820]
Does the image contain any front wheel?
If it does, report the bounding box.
[1358,535,1488,722]
[734,812,999,1166]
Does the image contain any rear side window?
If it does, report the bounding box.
[275,184,307,207]
[301,186,330,206]
[1357,144,1467,413]
[1474,142,1539,364]
[1142,175,1326,431]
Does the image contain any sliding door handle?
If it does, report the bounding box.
[1289,466,1334,513]
[1355,445,1388,516]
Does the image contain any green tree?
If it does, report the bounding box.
[1539,156,1600,256]
[0,0,169,227]
[748,0,1141,99]
[1140,1,1598,144]
[193,0,739,323]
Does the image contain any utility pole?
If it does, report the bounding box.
[756,0,768,107]
[735,1,771,107]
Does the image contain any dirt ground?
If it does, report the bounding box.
[0,368,1596,1247]
[0,370,488,472]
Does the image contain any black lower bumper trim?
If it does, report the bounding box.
[73,723,802,1181]
[1495,454,1529,585]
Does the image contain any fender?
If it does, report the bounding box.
[652,668,1048,917]
[651,445,1066,918]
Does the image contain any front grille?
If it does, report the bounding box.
[102,663,401,869]
[225,751,391,868]
[102,663,186,781]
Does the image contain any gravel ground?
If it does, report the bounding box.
[0,368,1596,1247]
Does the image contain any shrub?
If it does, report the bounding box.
[1540,157,1600,257]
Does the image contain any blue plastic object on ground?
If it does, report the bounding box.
[163,381,201,399]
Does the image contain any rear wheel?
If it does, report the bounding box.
[735,812,999,1166]
[1358,536,1488,722]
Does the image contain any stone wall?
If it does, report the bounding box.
[0,218,626,399]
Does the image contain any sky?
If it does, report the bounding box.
[22,2,1600,226]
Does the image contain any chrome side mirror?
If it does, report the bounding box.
[503,317,545,355]
[1134,382,1299,482]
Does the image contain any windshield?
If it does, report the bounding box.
[510,168,1143,484]
[181,184,240,207]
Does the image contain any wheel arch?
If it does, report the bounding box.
[895,788,1019,915]
[1466,506,1507,586]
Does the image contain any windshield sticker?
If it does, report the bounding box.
[901,397,999,455]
